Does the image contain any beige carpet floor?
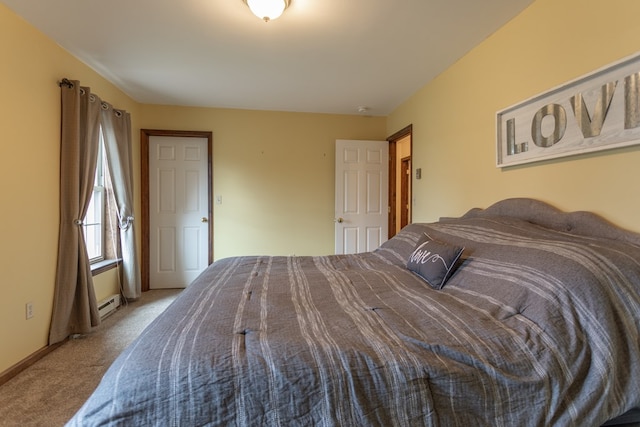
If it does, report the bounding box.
[0,289,181,427]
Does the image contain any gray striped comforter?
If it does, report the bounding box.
[68,200,640,426]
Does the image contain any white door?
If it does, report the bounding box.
[149,136,210,288]
[335,139,389,254]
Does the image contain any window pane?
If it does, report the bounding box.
[84,188,104,261]
[84,224,102,260]
[85,190,99,225]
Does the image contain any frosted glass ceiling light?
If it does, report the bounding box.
[244,0,290,22]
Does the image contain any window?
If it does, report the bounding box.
[84,136,106,262]
[83,132,118,266]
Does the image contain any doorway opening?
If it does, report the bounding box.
[388,124,412,239]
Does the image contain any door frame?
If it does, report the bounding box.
[400,155,411,229]
[387,124,413,238]
[140,129,213,292]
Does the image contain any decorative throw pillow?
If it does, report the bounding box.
[406,234,464,289]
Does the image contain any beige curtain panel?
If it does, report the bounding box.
[101,104,141,300]
[49,81,102,345]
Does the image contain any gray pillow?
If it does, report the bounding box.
[407,234,464,289]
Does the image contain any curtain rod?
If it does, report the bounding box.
[58,78,73,88]
[56,78,126,117]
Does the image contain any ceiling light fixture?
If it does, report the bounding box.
[243,0,291,22]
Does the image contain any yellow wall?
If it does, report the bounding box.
[389,0,640,231]
[139,106,386,259]
[93,268,122,304]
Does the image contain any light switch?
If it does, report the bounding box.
[415,168,422,179]
[216,195,222,205]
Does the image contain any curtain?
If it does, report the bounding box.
[49,81,102,345]
[101,104,141,300]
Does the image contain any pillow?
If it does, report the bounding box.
[406,234,464,289]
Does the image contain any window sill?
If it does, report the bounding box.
[91,259,121,276]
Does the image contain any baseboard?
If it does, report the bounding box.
[0,341,65,387]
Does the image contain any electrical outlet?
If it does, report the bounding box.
[25,302,34,319]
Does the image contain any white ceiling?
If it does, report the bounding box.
[2,0,534,115]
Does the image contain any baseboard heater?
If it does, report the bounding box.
[98,294,121,319]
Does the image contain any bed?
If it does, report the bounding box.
[67,198,640,426]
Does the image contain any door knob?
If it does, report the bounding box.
[201,217,209,223]
[335,217,344,223]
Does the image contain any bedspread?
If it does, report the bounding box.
[67,202,640,426]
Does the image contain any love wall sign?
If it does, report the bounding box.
[496,52,640,167]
